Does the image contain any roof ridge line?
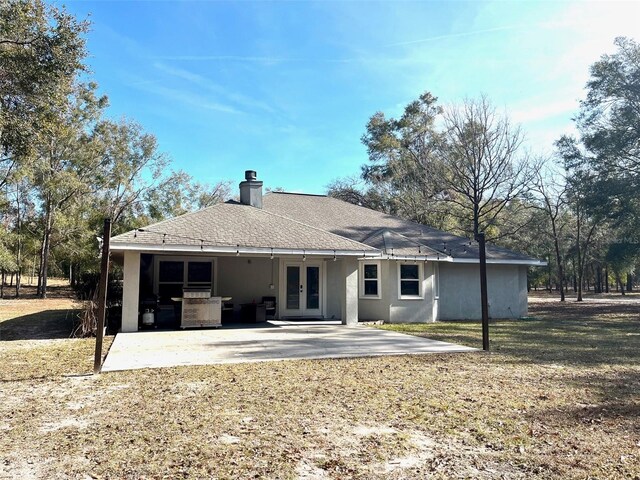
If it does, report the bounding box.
[361,228,444,254]
[381,229,444,256]
[318,196,478,244]
[266,191,327,197]
[360,227,389,245]
[258,208,379,252]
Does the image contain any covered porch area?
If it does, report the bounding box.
[115,249,365,332]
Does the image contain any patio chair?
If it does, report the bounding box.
[262,296,277,319]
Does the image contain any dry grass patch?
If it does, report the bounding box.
[0,337,113,381]
[1,282,81,341]
[1,293,639,478]
[2,354,638,478]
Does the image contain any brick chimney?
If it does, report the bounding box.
[239,170,263,208]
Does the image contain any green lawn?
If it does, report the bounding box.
[0,294,638,479]
[377,313,639,367]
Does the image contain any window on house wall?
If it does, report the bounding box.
[360,261,381,298]
[187,261,212,286]
[398,263,422,298]
[156,258,215,302]
[159,261,184,283]
[158,261,184,300]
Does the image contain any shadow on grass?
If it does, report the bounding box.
[532,368,640,424]
[490,315,640,365]
[0,284,76,300]
[0,309,79,341]
[379,316,640,367]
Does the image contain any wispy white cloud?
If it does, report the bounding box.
[386,24,525,47]
[153,55,294,65]
[153,62,276,114]
[92,26,241,114]
[127,76,241,115]
[75,0,640,192]
[152,54,438,66]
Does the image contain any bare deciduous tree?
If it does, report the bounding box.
[440,96,538,239]
[532,160,570,301]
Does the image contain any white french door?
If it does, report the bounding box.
[281,262,323,317]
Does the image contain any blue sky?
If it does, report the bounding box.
[63,0,640,193]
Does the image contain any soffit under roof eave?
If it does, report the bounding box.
[449,258,547,266]
[379,254,454,262]
[109,242,381,257]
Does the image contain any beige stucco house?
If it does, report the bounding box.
[110,170,544,332]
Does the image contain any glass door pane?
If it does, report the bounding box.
[306,266,320,310]
[286,266,300,310]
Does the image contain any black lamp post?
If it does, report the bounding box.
[475,232,489,352]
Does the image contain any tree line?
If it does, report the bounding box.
[2,1,638,302]
[0,1,230,298]
[328,37,640,301]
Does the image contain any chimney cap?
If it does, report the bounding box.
[245,170,257,181]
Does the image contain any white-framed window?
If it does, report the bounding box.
[154,256,216,301]
[359,260,381,299]
[397,262,423,299]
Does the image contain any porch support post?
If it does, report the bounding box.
[341,257,358,325]
[121,251,140,332]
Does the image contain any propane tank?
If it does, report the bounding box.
[142,309,155,326]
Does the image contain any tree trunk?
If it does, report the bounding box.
[595,266,601,294]
[15,183,22,298]
[36,257,42,295]
[616,274,626,295]
[1,270,4,299]
[578,275,583,298]
[37,233,45,296]
[40,229,51,299]
[627,273,633,292]
[576,214,583,302]
[605,265,609,293]
[38,198,53,299]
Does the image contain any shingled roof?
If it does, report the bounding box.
[110,202,378,255]
[111,189,543,265]
[361,229,445,259]
[262,192,543,265]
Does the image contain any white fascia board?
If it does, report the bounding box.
[378,254,454,262]
[110,242,381,257]
[450,258,547,266]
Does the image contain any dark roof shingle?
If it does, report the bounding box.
[111,191,542,264]
[111,202,377,252]
[262,192,541,263]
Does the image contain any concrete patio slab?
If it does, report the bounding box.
[101,322,477,372]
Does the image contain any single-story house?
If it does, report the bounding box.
[110,170,544,332]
